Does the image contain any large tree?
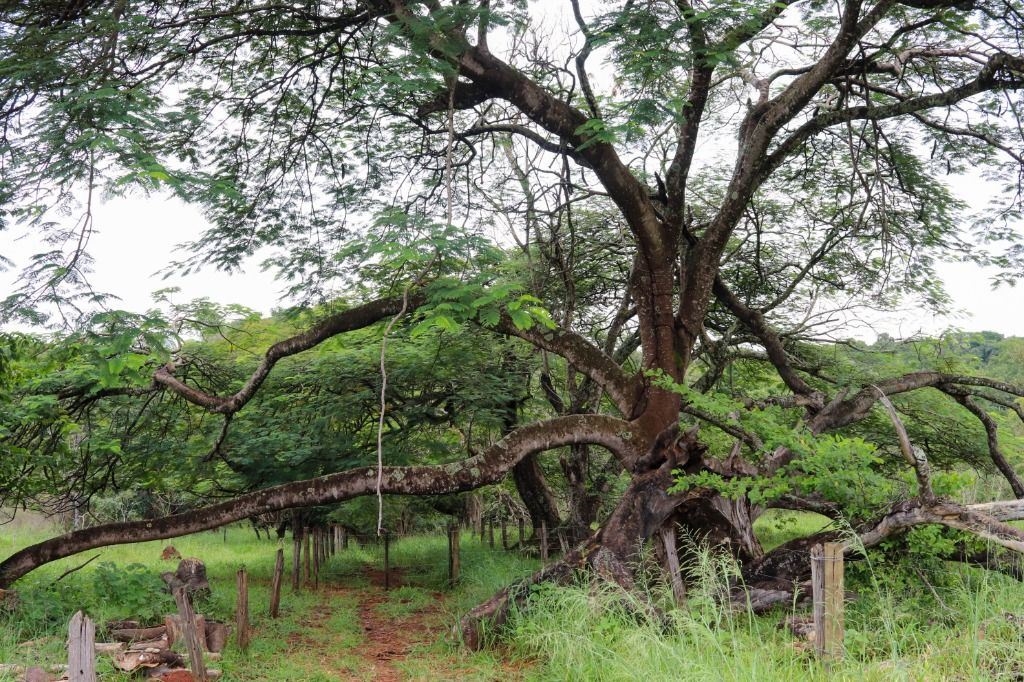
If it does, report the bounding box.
[3,0,1024,644]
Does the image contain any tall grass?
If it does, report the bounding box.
[506,520,1024,681]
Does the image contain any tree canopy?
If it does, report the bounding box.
[2,0,1024,643]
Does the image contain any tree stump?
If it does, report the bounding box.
[161,558,210,599]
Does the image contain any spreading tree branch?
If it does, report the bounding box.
[0,414,644,587]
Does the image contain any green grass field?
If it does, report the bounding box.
[2,511,1024,680]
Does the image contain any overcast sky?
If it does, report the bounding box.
[2,190,1022,341]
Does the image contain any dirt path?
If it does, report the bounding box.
[294,566,452,681]
[346,568,444,682]
[293,565,529,681]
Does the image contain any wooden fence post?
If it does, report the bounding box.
[811,543,845,662]
[540,522,548,563]
[448,524,461,586]
[342,526,349,550]
[303,528,311,585]
[269,548,285,618]
[291,533,301,593]
[67,610,96,682]
[313,531,320,590]
[172,587,208,682]
[236,567,250,652]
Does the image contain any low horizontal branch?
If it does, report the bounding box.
[0,414,643,587]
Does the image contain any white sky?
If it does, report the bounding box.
[2,191,1022,341]
[1,196,287,325]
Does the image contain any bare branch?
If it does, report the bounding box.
[494,314,642,418]
[154,292,426,414]
[940,385,1024,498]
[857,499,1024,555]
[874,386,934,502]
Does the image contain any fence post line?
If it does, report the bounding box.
[303,528,311,585]
[173,587,208,682]
[659,526,686,606]
[383,531,391,591]
[540,521,548,563]
[313,530,320,590]
[824,542,845,661]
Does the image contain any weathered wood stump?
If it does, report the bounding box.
[67,610,96,682]
[161,558,210,599]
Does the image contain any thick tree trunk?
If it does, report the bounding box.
[560,443,609,545]
[460,433,708,647]
[512,455,562,534]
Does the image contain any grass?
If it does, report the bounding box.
[0,521,540,681]
[2,512,1024,680]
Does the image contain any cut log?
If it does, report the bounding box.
[112,649,185,672]
[162,559,210,598]
[204,621,231,653]
[144,668,222,681]
[22,666,51,682]
[164,615,208,652]
[0,664,67,677]
[105,619,141,631]
[128,637,169,651]
[110,625,167,642]
[94,642,127,655]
